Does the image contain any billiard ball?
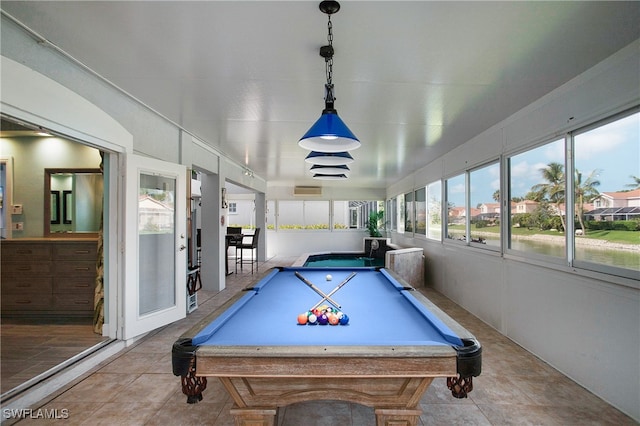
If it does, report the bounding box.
[339,314,349,325]
[326,274,332,281]
[297,313,308,325]
[328,314,339,325]
[308,314,318,324]
[318,314,328,325]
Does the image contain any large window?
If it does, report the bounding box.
[508,139,565,259]
[470,162,500,249]
[446,174,466,241]
[572,110,639,272]
[278,200,329,230]
[273,200,384,231]
[504,108,639,278]
[332,200,383,232]
[426,180,442,241]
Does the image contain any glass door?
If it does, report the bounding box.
[123,154,187,339]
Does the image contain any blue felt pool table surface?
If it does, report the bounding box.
[192,267,464,348]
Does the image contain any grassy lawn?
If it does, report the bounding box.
[577,229,640,245]
[449,224,639,245]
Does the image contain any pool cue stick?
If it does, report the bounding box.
[294,271,341,308]
[310,272,357,311]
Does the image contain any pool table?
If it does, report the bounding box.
[172,266,481,426]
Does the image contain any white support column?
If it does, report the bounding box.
[200,173,224,292]
[255,192,266,262]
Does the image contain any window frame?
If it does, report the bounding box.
[425,180,443,241]
[504,137,569,266]
[568,107,640,280]
[444,172,467,244]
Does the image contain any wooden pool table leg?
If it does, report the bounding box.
[374,408,422,426]
[229,406,278,426]
[180,359,208,404]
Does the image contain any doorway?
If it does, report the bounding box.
[0,118,111,397]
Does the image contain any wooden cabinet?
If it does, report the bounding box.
[1,239,98,317]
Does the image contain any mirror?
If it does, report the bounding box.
[44,168,103,237]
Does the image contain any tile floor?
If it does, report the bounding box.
[1,318,109,394]
[6,256,637,425]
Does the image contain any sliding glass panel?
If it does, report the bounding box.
[404,191,414,233]
[470,162,500,249]
[415,188,426,235]
[446,174,466,241]
[573,110,639,273]
[397,194,405,233]
[278,200,304,229]
[426,180,442,241]
[304,200,329,229]
[508,139,565,259]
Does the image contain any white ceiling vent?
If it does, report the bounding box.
[293,186,322,196]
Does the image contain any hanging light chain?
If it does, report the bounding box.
[325,14,333,86]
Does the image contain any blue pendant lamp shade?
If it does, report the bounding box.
[313,173,348,180]
[305,151,354,165]
[310,164,350,175]
[299,110,361,152]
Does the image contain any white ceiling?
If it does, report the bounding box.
[2,1,639,189]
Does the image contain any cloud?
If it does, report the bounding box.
[509,159,548,197]
[574,114,638,161]
[450,183,465,194]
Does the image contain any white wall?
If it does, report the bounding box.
[266,230,366,258]
[387,40,640,421]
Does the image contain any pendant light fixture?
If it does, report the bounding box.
[299,1,360,153]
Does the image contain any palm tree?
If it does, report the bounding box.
[625,175,640,189]
[531,162,566,231]
[574,169,601,235]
